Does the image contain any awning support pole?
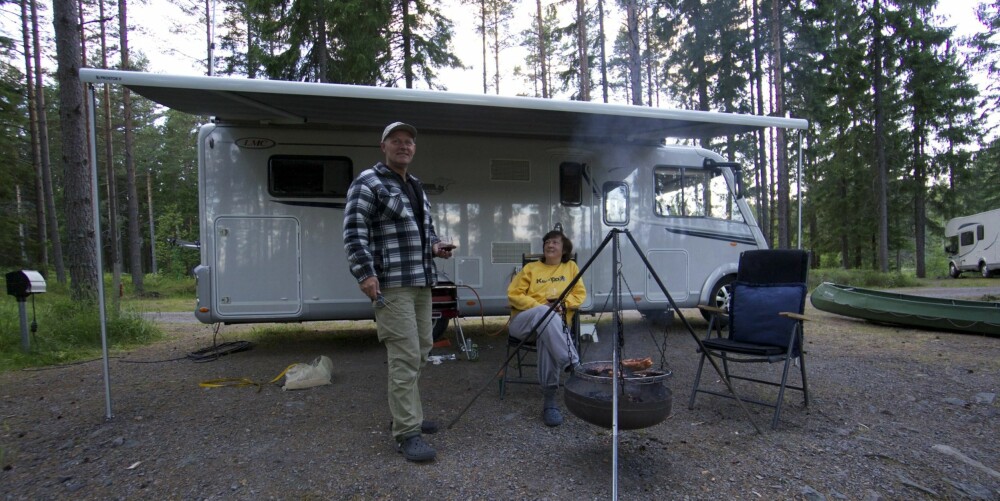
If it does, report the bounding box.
[797,131,804,250]
[86,82,114,420]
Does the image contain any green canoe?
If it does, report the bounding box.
[810,282,1000,336]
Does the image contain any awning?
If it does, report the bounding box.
[80,68,807,145]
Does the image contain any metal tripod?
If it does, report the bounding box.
[448,228,761,499]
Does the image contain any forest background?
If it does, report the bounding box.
[1,0,999,301]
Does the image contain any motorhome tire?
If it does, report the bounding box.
[949,262,961,279]
[432,317,449,341]
[981,262,992,279]
[701,275,734,325]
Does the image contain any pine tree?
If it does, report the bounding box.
[53,0,99,301]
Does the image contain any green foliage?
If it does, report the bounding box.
[0,292,162,372]
[154,203,200,278]
[808,268,919,290]
[122,273,196,299]
[218,0,460,88]
[0,57,28,269]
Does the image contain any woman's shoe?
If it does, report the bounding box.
[542,406,563,427]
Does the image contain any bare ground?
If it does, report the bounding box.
[1,292,999,500]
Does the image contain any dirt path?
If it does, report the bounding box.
[2,303,999,499]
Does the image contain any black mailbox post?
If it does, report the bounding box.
[5,270,46,351]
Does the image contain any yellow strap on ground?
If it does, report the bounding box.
[198,363,298,392]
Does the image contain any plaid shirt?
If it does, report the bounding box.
[343,162,440,288]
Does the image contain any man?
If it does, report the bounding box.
[343,122,455,462]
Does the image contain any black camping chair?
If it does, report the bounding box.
[499,253,579,399]
[688,249,811,429]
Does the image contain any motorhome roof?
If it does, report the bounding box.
[79,68,808,145]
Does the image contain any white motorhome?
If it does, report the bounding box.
[79,69,808,330]
[945,208,1000,278]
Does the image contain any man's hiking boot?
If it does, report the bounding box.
[397,435,436,462]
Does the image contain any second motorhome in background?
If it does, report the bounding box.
[945,208,1000,278]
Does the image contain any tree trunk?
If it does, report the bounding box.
[598,0,608,103]
[205,0,213,75]
[16,185,28,264]
[751,0,769,244]
[913,123,926,278]
[119,0,145,293]
[316,16,328,82]
[535,0,549,98]
[692,4,710,146]
[480,0,488,93]
[53,0,99,301]
[21,0,48,273]
[577,0,589,101]
[402,0,414,88]
[492,14,501,95]
[872,0,889,272]
[147,170,157,274]
[100,0,122,311]
[626,0,641,105]
[771,0,788,249]
[643,4,654,106]
[34,0,66,283]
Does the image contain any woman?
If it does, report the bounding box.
[507,230,586,427]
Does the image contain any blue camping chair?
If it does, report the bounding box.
[688,249,811,429]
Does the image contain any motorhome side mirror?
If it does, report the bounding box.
[5,270,46,300]
[944,244,956,255]
[704,158,745,199]
[603,182,629,226]
[559,162,584,206]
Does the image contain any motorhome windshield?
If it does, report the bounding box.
[653,166,742,221]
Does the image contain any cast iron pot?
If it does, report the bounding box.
[564,361,672,430]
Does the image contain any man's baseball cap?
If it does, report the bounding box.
[381,122,417,142]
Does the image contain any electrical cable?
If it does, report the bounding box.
[120,323,254,364]
[186,323,254,362]
[20,357,119,371]
[187,340,255,362]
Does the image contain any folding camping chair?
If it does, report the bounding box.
[499,253,579,399]
[687,249,811,429]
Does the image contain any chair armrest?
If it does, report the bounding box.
[698,304,728,316]
[779,312,811,322]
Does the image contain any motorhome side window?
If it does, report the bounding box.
[269,155,353,198]
[559,162,584,206]
[961,231,975,246]
[653,166,741,221]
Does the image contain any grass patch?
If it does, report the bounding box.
[0,293,162,373]
[808,268,919,289]
[121,273,197,298]
[809,268,998,292]
[121,274,196,313]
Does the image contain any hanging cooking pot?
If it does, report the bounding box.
[564,361,673,430]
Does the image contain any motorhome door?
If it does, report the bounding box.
[213,216,303,318]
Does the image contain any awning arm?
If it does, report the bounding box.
[86,82,114,420]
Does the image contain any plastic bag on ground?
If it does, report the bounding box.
[282,355,333,390]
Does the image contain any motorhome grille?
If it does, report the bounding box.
[492,242,532,264]
[490,159,530,181]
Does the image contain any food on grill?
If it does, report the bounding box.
[622,357,653,370]
[584,363,614,377]
[581,357,654,377]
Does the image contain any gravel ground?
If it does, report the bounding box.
[1,291,999,500]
